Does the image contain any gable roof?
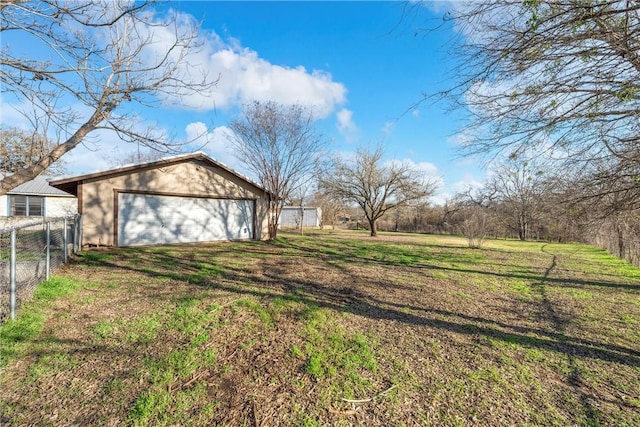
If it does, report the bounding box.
[6,175,75,197]
[49,152,269,197]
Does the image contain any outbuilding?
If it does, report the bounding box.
[49,152,271,247]
[278,206,322,228]
[0,175,76,219]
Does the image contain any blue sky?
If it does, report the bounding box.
[5,1,484,204]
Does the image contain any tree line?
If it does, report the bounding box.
[309,155,640,268]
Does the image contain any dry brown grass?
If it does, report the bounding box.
[1,230,639,426]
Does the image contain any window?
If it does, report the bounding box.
[9,195,44,216]
[10,195,27,216]
[28,196,44,216]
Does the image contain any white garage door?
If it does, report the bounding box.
[118,193,254,246]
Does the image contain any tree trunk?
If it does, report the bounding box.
[369,218,377,237]
[0,107,107,195]
[299,206,304,236]
[269,204,280,240]
[518,214,527,241]
[268,221,278,240]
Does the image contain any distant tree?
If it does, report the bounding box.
[308,191,345,230]
[430,1,640,209]
[0,127,65,176]
[589,209,640,267]
[229,101,325,239]
[438,197,467,234]
[572,156,640,214]
[107,148,167,168]
[460,205,491,249]
[533,174,591,243]
[319,145,437,237]
[1,0,215,194]
[465,159,546,241]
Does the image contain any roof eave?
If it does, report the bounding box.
[48,152,271,195]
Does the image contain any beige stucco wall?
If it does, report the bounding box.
[79,159,270,246]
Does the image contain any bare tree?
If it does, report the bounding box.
[460,205,491,249]
[464,159,547,241]
[308,191,345,230]
[428,1,640,207]
[319,145,437,237]
[571,155,640,214]
[590,210,640,266]
[0,127,65,176]
[229,101,325,239]
[1,0,215,194]
[107,148,167,168]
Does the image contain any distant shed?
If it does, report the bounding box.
[278,207,322,228]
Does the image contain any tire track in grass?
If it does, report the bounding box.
[537,245,604,425]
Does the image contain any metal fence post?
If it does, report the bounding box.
[10,229,16,321]
[73,215,78,254]
[46,221,51,281]
[78,215,83,252]
[63,217,68,263]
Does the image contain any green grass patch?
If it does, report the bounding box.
[236,298,275,328]
[619,314,637,325]
[79,250,114,264]
[300,306,378,399]
[127,297,221,426]
[1,277,81,367]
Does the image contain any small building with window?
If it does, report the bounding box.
[1,175,77,219]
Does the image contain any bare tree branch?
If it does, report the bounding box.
[423,1,640,210]
[0,0,217,194]
[319,145,437,237]
[229,101,326,239]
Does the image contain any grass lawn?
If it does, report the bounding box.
[1,230,639,426]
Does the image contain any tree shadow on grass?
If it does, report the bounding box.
[64,240,640,426]
[278,237,640,292]
[74,247,640,369]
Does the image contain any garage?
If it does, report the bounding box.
[49,152,271,247]
[117,193,255,246]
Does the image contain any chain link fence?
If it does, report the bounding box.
[0,215,81,323]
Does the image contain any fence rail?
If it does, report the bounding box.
[0,215,81,323]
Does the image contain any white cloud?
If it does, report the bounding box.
[420,1,514,44]
[382,121,395,136]
[201,126,238,167]
[61,129,135,174]
[185,122,210,144]
[68,121,251,178]
[388,158,443,188]
[183,122,255,178]
[387,157,446,205]
[2,99,173,175]
[404,159,440,177]
[431,172,485,206]
[336,108,358,142]
[6,6,349,182]
[139,11,347,117]
[449,172,484,194]
[447,129,475,148]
